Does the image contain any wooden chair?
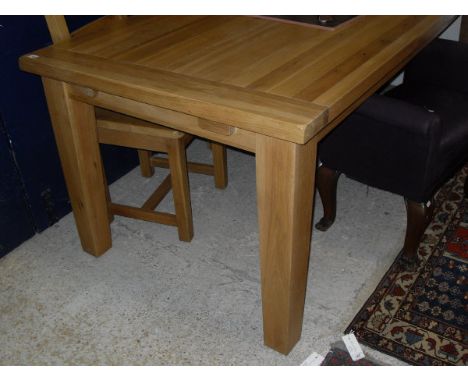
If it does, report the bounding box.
[45,16,228,242]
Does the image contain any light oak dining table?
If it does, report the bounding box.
[19,15,455,355]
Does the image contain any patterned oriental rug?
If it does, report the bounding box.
[320,347,379,366]
[346,164,468,366]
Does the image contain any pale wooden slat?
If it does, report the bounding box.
[206,22,326,87]
[45,16,70,44]
[61,16,164,55]
[116,16,232,62]
[151,157,215,177]
[20,49,327,144]
[110,203,177,226]
[198,119,234,136]
[266,16,414,97]
[167,139,193,241]
[211,143,228,189]
[292,16,426,101]
[69,87,257,153]
[314,16,454,120]
[92,16,207,59]
[137,149,154,178]
[187,25,301,80]
[246,15,374,92]
[140,16,272,70]
[141,174,173,210]
[95,107,184,139]
[97,124,169,152]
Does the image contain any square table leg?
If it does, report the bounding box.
[42,78,112,256]
[256,135,317,354]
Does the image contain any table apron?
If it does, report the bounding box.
[68,84,258,153]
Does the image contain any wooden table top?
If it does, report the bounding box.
[20,15,455,144]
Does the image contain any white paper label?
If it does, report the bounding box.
[342,332,365,361]
[301,352,325,366]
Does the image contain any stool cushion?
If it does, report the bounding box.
[387,84,468,155]
[319,87,468,202]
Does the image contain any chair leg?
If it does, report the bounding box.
[315,165,341,231]
[211,142,228,189]
[167,140,193,242]
[138,149,154,178]
[99,157,114,224]
[400,198,434,267]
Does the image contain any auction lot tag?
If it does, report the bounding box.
[342,332,365,361]
[301,352,325,366]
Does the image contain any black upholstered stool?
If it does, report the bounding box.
[316,38,468,266]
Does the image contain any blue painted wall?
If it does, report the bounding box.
[0,16,138,257]
[0,113,35,256]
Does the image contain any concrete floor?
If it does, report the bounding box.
[0,139,409,365]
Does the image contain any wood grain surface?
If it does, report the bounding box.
[20,16,455,145]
